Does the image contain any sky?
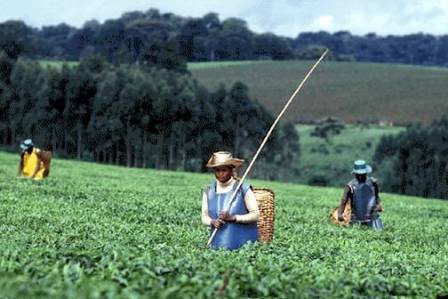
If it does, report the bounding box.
[2,0,448,37]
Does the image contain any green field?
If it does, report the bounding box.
[1,151,447,298]
[39,60,78,68]
[190,60,448,124]
[188,60,269,70]
[297,124,404,187]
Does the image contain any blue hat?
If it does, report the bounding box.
[351,160,372,174]
[20,138,34,151]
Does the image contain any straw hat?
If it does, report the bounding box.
[351,160,372,174]
[206,151,244,169]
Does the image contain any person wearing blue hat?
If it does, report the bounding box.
[337,160,384,230]
[18,139,51,180]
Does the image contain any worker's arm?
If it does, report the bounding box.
[373,180,383,212]
[337,185,352,221]
[18,153,24,176]
[202,190,224,229]
[201,191,212,225]
[218,188,259,224]
[234,189,259,223]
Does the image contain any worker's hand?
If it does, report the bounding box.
[211,219,225,229]
[376,204,384,212]
[338,214,345,222]
[219,211,236,222]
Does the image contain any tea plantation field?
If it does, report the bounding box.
[190,60,448,125]
[0,151,447,298]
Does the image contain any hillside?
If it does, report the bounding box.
[190,60,448,124]
[39,60,78,68]
[37,59,448,124]
[297,124,404,187]
[1,151,447,298]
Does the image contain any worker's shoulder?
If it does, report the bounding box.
[347,178,357,187]
[202,181,214,193]
[242,182,251,191]
[202,184,209,193]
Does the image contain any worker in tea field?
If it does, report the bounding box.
[18,139,52,180]
[202,151,259,250]
[337,160,384,230]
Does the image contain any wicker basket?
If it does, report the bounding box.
[40,150,52,177]
[253,188,275,243]
[329,201,351,226]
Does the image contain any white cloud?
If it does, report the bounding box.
[314,15,334,29]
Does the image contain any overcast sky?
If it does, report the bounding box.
[2,0,448,37]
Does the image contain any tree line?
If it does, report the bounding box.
[0,52,299,180]
[2,8,448,67]
[374,117,448,200]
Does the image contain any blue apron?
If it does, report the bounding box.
[207,181,258,250]
[350,178,384,230]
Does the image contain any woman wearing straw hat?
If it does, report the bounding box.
[202,151,259,250]
[337,160,384,230]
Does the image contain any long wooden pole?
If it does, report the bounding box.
[207,49,329,247]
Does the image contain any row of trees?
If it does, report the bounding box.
[3,8,448,67]
[0,53,299,180]
[0,10,293,69]
[374,117,448,199]
[294,31,448,66]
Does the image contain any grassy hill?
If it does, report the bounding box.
[39,60,78,68]
[297,124,404,187]
[190,60,448,124]
[1,151,447,298]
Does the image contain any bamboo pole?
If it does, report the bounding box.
[207,49,329,247]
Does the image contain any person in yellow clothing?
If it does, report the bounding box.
[18,139,51,180]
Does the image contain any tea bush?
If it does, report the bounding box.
[0,152,447,298]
